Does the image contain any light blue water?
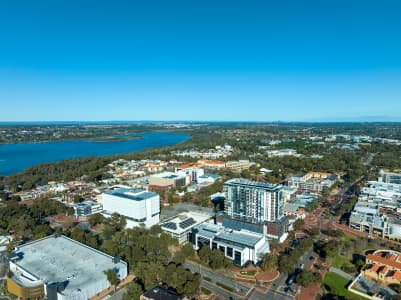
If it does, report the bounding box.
[0,132,190,175]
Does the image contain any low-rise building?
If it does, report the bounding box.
[72,201,103,217]
[363,250,401,286]
[7,235,128,300]
[380,170,401,185]
[192,222,269,266]
[225,160,255,171]
[148,172,187,190]
[161,212,212,244]
[283,203,306,219]
[287,171,337,194]
[102,188,160,228]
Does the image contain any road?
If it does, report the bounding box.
[184,261,250,295]
[201,280,243,300]
[108,287,127,300]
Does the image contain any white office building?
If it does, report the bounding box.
[192,222,269,266]
[102,188,160,228]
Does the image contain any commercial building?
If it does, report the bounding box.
[7,235,128,300]
[363,250,401,286]
[349,179,401,241]
[224,178,284,223]
[283,203,306,219]
[161,212,211,244]
[192,222,269,266]
[72,201,103,217]
[148,172,187,190]
[225,160,255,172]
[380,170,401,185]
[102,188,160,228]
[287,172,337,194]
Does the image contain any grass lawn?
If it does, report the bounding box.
[341,235,356,243]
[323,272,368,300]
[239,270,257,276]
[331,255,355,270]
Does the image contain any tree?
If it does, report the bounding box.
[181,243,195,259]
[122,282,143,300]
[104,269,120,291]
[279,255,298,274]
[198,246,212,265]
[296,270,321,287]
[149,225,162,236]
[310,227,320,237]
[88,213,105,227]
[262,253,278,272]
[293,219,305,231]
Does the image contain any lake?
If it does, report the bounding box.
[0,132,190,176]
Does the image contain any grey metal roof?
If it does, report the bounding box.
[195,223,264,248]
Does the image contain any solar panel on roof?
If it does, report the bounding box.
[179,218,196,229]
[162,222,177,230]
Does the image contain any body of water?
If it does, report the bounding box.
[0,132,190,176]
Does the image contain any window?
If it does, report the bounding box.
[234,251,242,266]
[227,247,233,257]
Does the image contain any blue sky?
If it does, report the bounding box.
[0,0,400,121]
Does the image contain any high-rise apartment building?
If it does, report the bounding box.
[224,178,283,223]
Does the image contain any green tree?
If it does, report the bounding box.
[262,253,278,272]
[296,270,321,287]
[104,269,120,291]
[198,246,212,265]
[88,213,105,227]
[181,243,195,258]
[122,282,143,300]
[293,219,305,231]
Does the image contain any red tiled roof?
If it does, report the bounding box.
[392,270,401,281]
[367,253,401,270]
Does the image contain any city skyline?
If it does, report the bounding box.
[1,0,400,122]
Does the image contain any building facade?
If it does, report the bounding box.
[224,178,283,223]
[192,222,269,266]
[363,250,401,286]
[102,188,160,228]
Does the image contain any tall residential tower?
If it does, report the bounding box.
[224,178,283,223]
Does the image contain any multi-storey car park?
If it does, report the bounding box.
[7,234,127,300]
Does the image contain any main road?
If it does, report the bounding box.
[184,261,251,295]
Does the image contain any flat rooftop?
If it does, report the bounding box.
[195,222,264,249]
[104,187,157,201]
[11,235,127,297]
[161,212,211,234]
[224,178,281,191]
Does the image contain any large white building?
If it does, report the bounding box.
[7,235,128,300]
[192,222,269,266]
[102,188,160,228]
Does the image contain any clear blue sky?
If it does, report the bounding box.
[0,0,400,122]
